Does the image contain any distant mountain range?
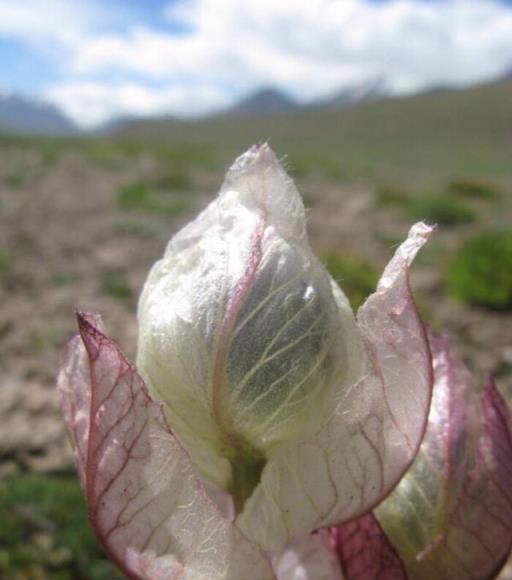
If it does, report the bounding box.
[312,78,388,109]
[0,79,389,135]
[218,79,388,117]
[222,87,298,117]
[0,68,510,135]
[0,94,76,136]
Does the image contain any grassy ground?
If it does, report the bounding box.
[0,474,121,579]
[115,78,512,185]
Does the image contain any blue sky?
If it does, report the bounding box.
[1,0,511,127]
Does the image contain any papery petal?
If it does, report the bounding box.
[342,334,512,580]
[332,513,408,580]
[58,335,93,487]
[237,223,433,551]
[273,530,345,580]
[137,143,362,490]
[57,313,274,580]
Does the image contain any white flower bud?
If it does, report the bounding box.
[136,144,362,504]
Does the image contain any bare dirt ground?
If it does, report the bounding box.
[0,144,511,478]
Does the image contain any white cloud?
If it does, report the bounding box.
[44,81,231,128]
[36,0,512,125]
[72,0,512,94]
[0,0,109,48]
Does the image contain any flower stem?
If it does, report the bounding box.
[230,453,266,514]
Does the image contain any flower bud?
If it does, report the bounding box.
[136,144,362,501]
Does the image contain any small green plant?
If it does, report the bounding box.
[407,194,476,226]
[324,253,378,309]
[155,168,193,191]
[374,184,409,207]
[288,157,310,178]
[117,181,189,216]
[320,158,346,181]
[287,156,345,181]
[448,178,500,200]
[27,326,64,353]
[117,181,153,211]
[446,230,512,309]
[3,171,27,189]
[0,249,11,273]
[39,142,60,166]
[101,270,132,301]
[84,140,127,169]
[0,474,121,579]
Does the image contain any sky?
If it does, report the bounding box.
[1,0,511,128]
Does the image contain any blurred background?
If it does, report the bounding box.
[0,0,511,578]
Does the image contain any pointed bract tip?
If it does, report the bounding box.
[76,310,102,329]
[227,142,281,180]
[75,311,104,359]
[375,221,434,293]
[408,221,435,244]
[76,310,91,331]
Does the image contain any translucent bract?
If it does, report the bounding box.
[137,144,362,494]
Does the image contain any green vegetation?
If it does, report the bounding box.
[38,141,61,166]
[117,181,153,210]
[448,177,500,200]
[406,194,476,226]
[0,249,11,273]
[101,269,132,301]
[374,184,409,207]
[324,253,379,309]
[83,139,213,171]
[0,473,120,580]
[117,180,190,216]
[496,360,512,379]
[288,155,346,181]
[26,326,64,353]
[2,80,512,185]
[112,79,512,183]
[446,230,512,309]
[3,170,27,189]
[155,168,193,191]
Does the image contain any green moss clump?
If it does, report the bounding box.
[324,253,379,309]
[101,269,132,301]
[0,249,12,273]
[0,473,121,579]
[446,230,512,309]
[155,169,193,191]
[374,184,409,207]
[407,194,476,226]
[448,178,500,200]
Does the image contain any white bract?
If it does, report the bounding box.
[137,144,363,502]
[58,144,433,578]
